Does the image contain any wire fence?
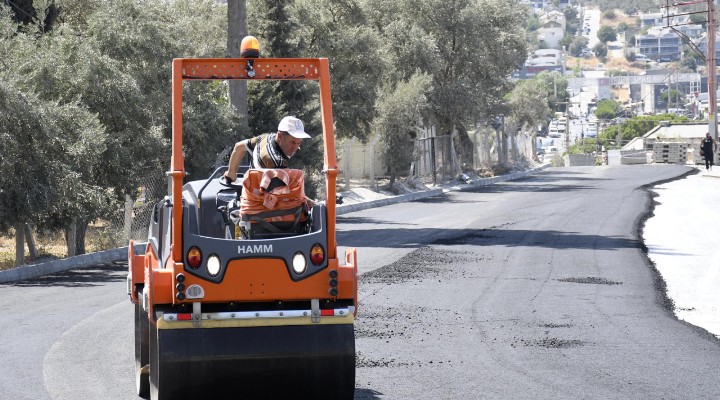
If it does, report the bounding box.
[11,128,536,262]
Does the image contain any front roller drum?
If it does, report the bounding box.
[149,323,355,400]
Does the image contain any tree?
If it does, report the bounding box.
[569,36,589,57]
[375,73,432,190]
[593,42,608,58]
[227,0,249,135]
[246,0,324,197]
[3,0,238,255]
[599,114,689,144]
[370,0,528,168]
[506,78,551,160]
[292,0,384,143]
[597,25,617,43]
[535,71,569,113]
[595,99,620,120]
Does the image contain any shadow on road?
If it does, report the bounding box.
[2,262,127,288]
[338,227,640,251]
[355,388,383,399]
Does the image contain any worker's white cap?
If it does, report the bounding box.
[278,116,310,139]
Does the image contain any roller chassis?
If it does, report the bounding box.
[127,57,358,399]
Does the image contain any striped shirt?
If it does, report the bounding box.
[242,132,290,169]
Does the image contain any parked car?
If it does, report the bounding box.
[635,54,650,62]
[545,146,560,154]
[659,56,673,62]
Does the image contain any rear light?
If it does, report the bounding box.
[310,244,325,266]
[187,246,202,269]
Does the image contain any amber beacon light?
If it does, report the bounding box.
[240,35,260,58]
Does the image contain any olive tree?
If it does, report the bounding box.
[374,73,432,190]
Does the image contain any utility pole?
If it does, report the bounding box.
[663,0,717,137]
[708,0,718,139]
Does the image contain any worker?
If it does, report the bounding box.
[700,131,718,171]
[224,115,315,207]
[223,115,311,182]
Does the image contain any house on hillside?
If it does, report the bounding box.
[525,0,571,13]
[639,12,689,28]
[695,32,720,65]
[635,27,682,61]
[512,49,565,79]
[538,10,566,49]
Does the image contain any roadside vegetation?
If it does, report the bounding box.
[1,0,533,267]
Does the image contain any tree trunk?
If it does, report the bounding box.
[66,219,77,257]
[500,130,510,166]
[494,129,502,165]
[23,224,38,260]
[14,223,25,267]
[388,173,396,192]
[75,219,88,255]
[227,0,249,132]
[454,125,475,170]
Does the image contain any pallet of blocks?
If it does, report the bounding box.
[652,142,688,164]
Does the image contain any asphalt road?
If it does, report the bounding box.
[3,165,719,399]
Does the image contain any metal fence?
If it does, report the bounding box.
[338,126,536,187]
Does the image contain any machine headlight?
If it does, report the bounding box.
[292,252,307,274]
[207,254,221,277]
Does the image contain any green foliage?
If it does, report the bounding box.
[568,138,600,155]
[602,10,616,20]
[0,0,237,253]
[582,0,658,14]
[564,7,579,36]
[660,89,683,104]
[597,26,617,43]
[680,56,698,72]
[506,78,550,133]
[595,99,620,120]
[560,32,575,51]
[292,0,384,142]
[526,13,540,31]
[598,114,690,144]
[375,73,432,186]
[569,36,589,57]
[534,71,569,113]
[593,42,608,58]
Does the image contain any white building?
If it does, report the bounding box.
[635,27,682,60]
[537,10,566,49]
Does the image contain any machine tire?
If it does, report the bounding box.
[134,290,150,398]
[148,321,166,400]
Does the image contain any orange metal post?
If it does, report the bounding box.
[318,59,338,259]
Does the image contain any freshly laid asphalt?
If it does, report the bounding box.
[0,165,550,284]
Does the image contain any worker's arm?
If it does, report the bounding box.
[224,141,247,182]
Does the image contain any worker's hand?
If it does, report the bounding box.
[223,172,236,183]
[305,198,316,208]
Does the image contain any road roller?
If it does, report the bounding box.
[127,38,358,399]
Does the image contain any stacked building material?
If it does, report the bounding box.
[652,142,688,164]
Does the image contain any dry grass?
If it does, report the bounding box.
[601,10,639,29]
[0,224,115,271]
